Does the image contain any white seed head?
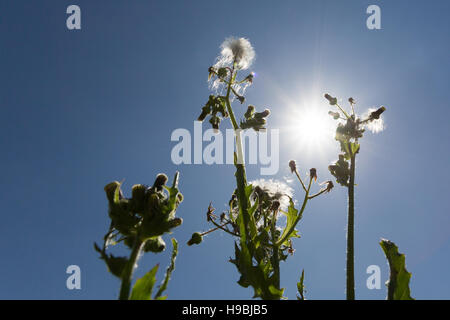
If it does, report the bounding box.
[250,179,293,211]
[215,37,255,70]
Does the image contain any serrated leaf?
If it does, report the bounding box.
[278,199,300,246]
[94,242,128,278]
[380,239,414,300]
[297,269,306,300]
[130,264,159,300]
[154,238,178,299]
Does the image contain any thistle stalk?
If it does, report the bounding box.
[346,154,355,300]
[119,236,144,300]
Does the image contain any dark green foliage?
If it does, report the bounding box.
[380,239,414,300]
[96,173,183,299]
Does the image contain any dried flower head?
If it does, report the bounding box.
[250,179,293,211]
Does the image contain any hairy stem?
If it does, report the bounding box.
[346,154,356,300]
[119,236,144,300]
[271,210,280,289]
[224,64,250,240]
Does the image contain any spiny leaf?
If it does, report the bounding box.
[296,269,306,300]
[130,264,159,300]
[154,238,178,299]
[380,239,414,300]
[278,199,300,246]
[94,242,128,279]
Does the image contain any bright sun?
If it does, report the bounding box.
[284,103,336,155]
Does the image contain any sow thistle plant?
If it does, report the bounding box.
[95,172,183,300]
[189,37,331,300]
[325,94,413,300]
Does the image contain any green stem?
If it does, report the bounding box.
[275,177,312,247]
[224,63,250,240]
[346,154,356,300]
[336,103,351,119]
[271,210,280,290]
[119,236,144,300]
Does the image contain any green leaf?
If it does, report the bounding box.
[130,264,159,300]
[296,269,306,300]
[154,238,178,299]
[278,199,300,246]
[94,242,128,278]
[380,239,414,300]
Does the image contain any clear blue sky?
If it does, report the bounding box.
[0,0,449,299]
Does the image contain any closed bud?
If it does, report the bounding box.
[104,181,122,204]
[271,200,280,212]
[325,180,334,192]
[208,66,216,80]
[328,111,340,120]
[217,67,228,78]
[324,93,337,105]
[168,217,183,228]
[348,97,355,104]
[153,173,168,192]
[289,160,297,173]
[244,105,255,119]
[244,72,254,83]
[310,168,317,181]
[237,95,245,104]
[369,106,386,120]
[187,232,203,246]
[143,237,166,253]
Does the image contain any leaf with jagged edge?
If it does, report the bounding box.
[278,199,300,246]
[94,242,128,279]
[380,239,414,300]
[296,269,306,300]
[130,264,159,300]
[154,238,178,300]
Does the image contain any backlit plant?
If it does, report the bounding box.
[95,172,183,300]
[188,37,331,299]
[325,94,387,299]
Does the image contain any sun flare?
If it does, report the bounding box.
[284,103,336,155]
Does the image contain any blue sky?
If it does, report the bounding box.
[0,0,449,299]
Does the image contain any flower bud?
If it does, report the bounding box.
[143,237,166,253]
[208,66,216,80]
[187,232,203,246]
[244,105,255,119]
[325,180,334,192]
[244,72,254,83]
[271,200,280,212]
[168,217,183,228]
[254,109,270,119]
[131,184,147,212]
[153,173,168,192]
[289,160,297,173]
[324,93,337,105]
[104,181,122,204]
[217,67,228,79]
[237,95,245,104]
[328,111,340,120]
[310,168,317,181]
[369,106,386,120]
[348,97,355,104]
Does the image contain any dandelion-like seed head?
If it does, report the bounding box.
[209,37,255,95]
[216,37,255,70]
[364,108,385,133]
[250,179,293,211]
